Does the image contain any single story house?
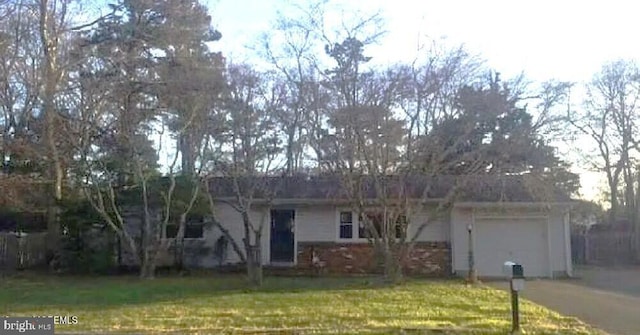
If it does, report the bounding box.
[126,175,574,278]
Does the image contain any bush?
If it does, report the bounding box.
[58,230,115,274]
[56,200,115,274]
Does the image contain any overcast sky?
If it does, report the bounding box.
[199,0,640,202]
[207,0,640,81]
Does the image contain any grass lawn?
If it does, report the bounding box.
[0,274,602,334]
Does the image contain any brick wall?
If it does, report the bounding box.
[297,241,450,276]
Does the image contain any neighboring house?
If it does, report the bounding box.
[122,175,574,278]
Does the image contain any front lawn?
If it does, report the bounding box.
[0,275,601,334]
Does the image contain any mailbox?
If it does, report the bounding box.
[503,261,525,332]
[503,261,516,278]
[503,261,525,291]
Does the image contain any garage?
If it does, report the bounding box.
[474,217,550,277]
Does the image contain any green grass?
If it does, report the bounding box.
[0,274,602,334]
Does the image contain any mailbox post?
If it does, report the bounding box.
[503,261,525,334]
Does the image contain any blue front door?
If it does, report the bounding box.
[270,209,295,263]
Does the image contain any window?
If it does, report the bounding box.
[339,211,353,239]
[165,224,204,239]
[359,212,406,239]
[358,213,381,239]
[339,210,407,240]
[165,215,204,239]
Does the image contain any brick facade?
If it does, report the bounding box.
[297,241,450,276]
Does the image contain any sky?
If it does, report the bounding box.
[199,0,640,202]
[206,0,640,82]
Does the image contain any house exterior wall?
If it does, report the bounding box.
[450,205,571,278]
[295,205,447,243]
[408,209,448,242]
[209,203,450,275]
[550,207,573,276]
[209,204,337,265]
[450,207,473,276]
[117,202,570,279]
[295,205,338,242]
[292,205,450,275]
[209,202,270,265]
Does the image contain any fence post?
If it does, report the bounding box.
[0,234,19,274]
[0,234,5,275]
[584,233,590,264]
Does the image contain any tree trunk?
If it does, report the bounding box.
[246,244,262,287]
[179,133,195,175]
[635,172,640,261]
[139,233,157,279]
[39,0,63,264]
[609,181,619,224]
[241,210,263,287]
[139,257,156,279]
[382,245,403,284]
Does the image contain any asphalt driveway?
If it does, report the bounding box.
[490,266,640,335]
[575,265,640,297]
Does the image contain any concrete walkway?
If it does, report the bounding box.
[491,279,640,335]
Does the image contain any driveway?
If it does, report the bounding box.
[575,265,640,297]
[490,266,640,335]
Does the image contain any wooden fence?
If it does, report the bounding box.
[0,232,48,274]
[572,231,635,265]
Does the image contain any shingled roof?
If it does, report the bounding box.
[208,174,570,203]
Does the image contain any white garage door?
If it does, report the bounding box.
[474,218,549,277]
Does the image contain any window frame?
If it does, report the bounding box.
[338,210,354,240]
[337,209,408,242]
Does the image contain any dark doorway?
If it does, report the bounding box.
[270,209,295,263]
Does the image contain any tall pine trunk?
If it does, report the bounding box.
[39,0,63,263]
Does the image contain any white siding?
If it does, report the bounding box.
[208,203,270,265]
[548,208,571,275]
[211,204,338,265]
[451,207,473,275]
[408,209,448,242]
[296,206,337,242]
[295,206,450,244]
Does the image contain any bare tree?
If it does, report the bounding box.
[260,12,314,175]
[568,60,640,257]
[0,0,42,180]
[321,66,486,282]
[320,59,575,282]
[263,5,491,282]
[204,63,283,286]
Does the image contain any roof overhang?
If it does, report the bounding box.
[214,197,443,206]
[213,198,570,207]
[453,201,572,208]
